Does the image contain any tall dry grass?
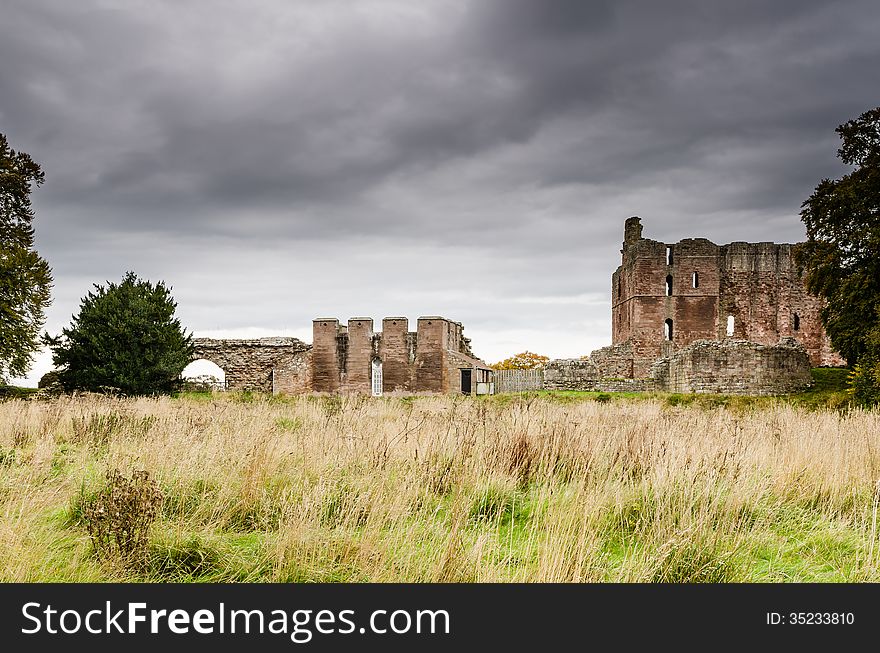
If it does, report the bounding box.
[1,392,879,582]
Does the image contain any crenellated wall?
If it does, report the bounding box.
[310,316,491,395]
[191,317,488,396]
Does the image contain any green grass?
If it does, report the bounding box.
[8,462,880,583]
[32,455,880,583]
[3,375,871,583]
[784,367,852,410]
[172,390,216,402]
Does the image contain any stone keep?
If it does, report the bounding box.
[544,216,842,395]
[611,217,843,377]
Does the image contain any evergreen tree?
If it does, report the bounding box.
[47,272,193,395]
[0,133,52,383]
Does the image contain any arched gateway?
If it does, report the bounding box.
[191,337,312,393]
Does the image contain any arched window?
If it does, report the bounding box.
[664,319,673,341]
[726,315,735,337]
[793,313,800,331]
[371,359,383,397]
[665,275,673,296]
[666,246,673,265]
[692,271,699,288]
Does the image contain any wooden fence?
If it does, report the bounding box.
[493,369,545,393]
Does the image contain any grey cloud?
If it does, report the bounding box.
[2,0,879,384]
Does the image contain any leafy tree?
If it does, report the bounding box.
[847,314,880,406]
[795,106,880,404]
[795,106,880,365]
[0,133,52,383]
[491,351,550,370]
[46,272,193,395]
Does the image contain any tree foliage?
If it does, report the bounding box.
[795,107,880,364]
[491,351,550,370]
[847,311,880,406]
[795,106,880,404]
[47,272,193,395]
[0,133,52,382]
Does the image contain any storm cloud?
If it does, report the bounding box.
[2,0,878,383]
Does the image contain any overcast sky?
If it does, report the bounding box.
[3,0,879,384]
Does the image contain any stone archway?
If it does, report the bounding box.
[191,337,312,393]
[181,359,226,390]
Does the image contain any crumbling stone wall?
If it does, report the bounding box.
[543,358,655,392]
[545,338,811,395]
[649,337,812,395]
[541,359,596,390]
[543,341,643,391]
[587,342,635,378]
[271,351,313,394]
[192,337,311,393]
[612,217,844,376]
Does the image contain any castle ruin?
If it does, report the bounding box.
[613,216,842,375]
[191,316,493,396]
[190,216,839,397]
[312,316,493,395]
[544,217,844,394]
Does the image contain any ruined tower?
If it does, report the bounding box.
[611,217,843,376]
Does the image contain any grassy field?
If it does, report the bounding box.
[2,369,879,583]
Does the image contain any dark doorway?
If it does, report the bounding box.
[460,369,472,395]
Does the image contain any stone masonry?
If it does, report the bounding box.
[543,216,843,395]
[612,217,843,377]
[544,338,812,395]
[649,338,813,395]
[543,358,654,392]
[191,317,491,396]
[311,316,493,395]
[192,337,311,393]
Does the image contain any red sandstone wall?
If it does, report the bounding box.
[611,218,845,375]
[415,317,445,393]
[342,318,373,393]
[311,319,341,392]
[380,317,414,392]
[310,316,489,395]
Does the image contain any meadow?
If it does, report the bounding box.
[1,377,879,582]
